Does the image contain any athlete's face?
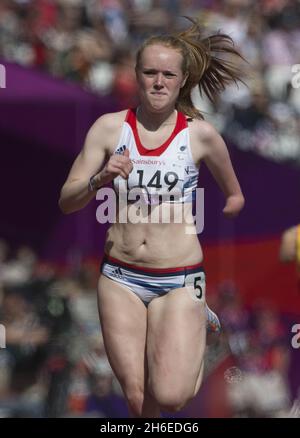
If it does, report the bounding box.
[136,44,188,112]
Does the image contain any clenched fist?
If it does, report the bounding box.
[95,148,133,187]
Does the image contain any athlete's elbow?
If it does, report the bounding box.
[58,196,74,215]
[223,194,245,218]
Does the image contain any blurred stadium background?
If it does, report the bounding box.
[0,0,300,418]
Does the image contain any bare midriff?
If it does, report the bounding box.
[104,202,203,268]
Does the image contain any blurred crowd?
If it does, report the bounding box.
[209,281,297,418]
[0,239,128,418]
[0,238,298,418]
[1,0,300,164]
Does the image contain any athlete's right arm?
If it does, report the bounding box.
[58,114,132,214]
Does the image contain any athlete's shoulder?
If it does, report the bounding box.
[90,109,128,133]
[187,116,226,162]
[188,117,220,142]
[83,110,128,152]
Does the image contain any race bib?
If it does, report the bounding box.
[184,271,206,302]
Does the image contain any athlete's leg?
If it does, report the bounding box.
[146,287,206,413]
[97,275,160,418]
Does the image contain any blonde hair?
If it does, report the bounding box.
[136,17,247,119]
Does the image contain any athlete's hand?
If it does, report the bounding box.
[96,148,133,186]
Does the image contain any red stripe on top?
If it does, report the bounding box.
[125,108,187,157]
[103,254,202,273]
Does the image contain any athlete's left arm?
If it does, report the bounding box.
[200,122,245,218]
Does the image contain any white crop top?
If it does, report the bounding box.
[113,108,199,204]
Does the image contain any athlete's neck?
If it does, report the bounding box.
[136,106,177,131]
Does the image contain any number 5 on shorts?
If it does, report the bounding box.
[194,276,203,299]
[184,271,206,302]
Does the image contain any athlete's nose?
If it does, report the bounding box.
[153,73,164,89]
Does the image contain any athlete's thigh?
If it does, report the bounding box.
[97,274,148,388]
[146,287,206,394]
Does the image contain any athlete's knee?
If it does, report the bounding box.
[159,393,192,413]
[149,384,192,413]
